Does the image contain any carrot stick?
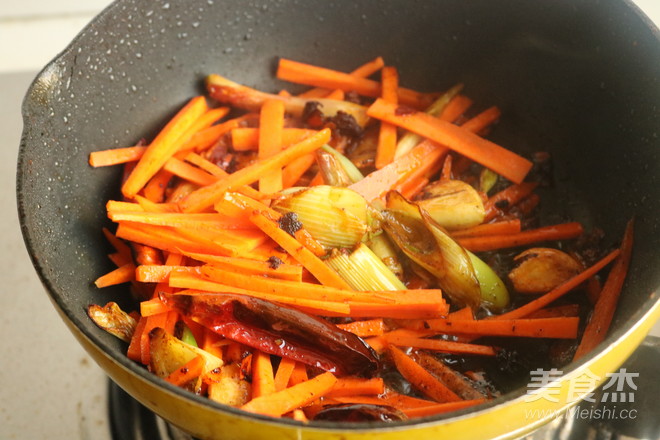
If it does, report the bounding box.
[140,297,171,316]
[185,114,258,152]
[383,334,497,356]
[375,66,399,169]
[439,95,473,123]
[179,128,331,213]
[164,355,204,386]
[183,152,228,177]
[336,318,387,337]
[288,362,309,386]
[440,154,453,181]
[258,99,285,194]
[277,58,435,109]
[141,312,169,365]
[460,106,501,134]
[199,265,368,303]
[103,227,133,262]
[122,96,208,198]
[366,98,533,184]
[325,377,385,397]
[94,263,135,288]
[241,371,338,417]
[497,248,621,320]
[450,219,522,238]
[252,351,276,398]
[388,345,461,403]
[456,222,584,252]
[143,169,174,203]
[298,56,385,98]
[348,140,447,202]
[247,211,352,289]
[163,157,216,187]
[135,265,199,283]
[89,146,147,167]
[181,251,303,281]
[231,128,316,151]
[403,399,486,418]
[347,301,448,319]
[127,316,148,362]
[484,182,539,221]
[282,153,317,188]
[109,211,255,231]
[426,316,579,339]
[274,357,297,392]
[331,391,438,409]
[573,219,634,360]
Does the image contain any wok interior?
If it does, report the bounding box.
[18,0,660,424]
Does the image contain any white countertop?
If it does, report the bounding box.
[1,2,659,440]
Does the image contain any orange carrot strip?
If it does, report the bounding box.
[282,153,317,188]
[324,89,345,100]
[326,377,385,397]
[199,265,372,303]
[288,362,309,387]
[163,157,216,186]
[231,128,317,151]
[439,95,473,123]
[94,263,135,288]
[347,301,448,319]
[484,182,539,221]
[181,251,302,282]
[168,273,352,316]
[258,99,285,194]
[180,128,331,213]
[122,96,208,198]
[103,227,133,262]
[456,222,584,253]
[164,355,204,386]
[143,169,174,203]
[185,114,258,152]
[460,106,501,134]
[89,146,147,167]
[440,154,453,181]
[425,317,579,339]
[135,265,199,283]
[247,211,352,289]
[127,316,148,362]
[366,98,533,184]
[241,371,337,417]
[331,392,438,409]
[274,357,297,392]
[497,248,621,320]
[403,399,486,418]
[383,334,497,356]
[451,219,522,238]
[297,56,385,98]
[252,351,276,398]
[277,58,434,109]
[140,297,171,317]
[115,222,235,256]
[336,318,386,337]
[398,175,429,200]
[183,152,227,177]
[109,211,255,231]
[348,140,447,202]
[388,345,461,403]
[176,106,230,149]
[375,66,399,169]
[573,219,634,360]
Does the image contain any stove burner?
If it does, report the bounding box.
[108,381,194,440]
